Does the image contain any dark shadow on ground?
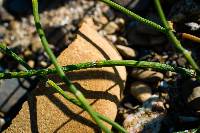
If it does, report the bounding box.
[3,0,70,17]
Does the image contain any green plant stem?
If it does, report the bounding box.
[0,43,31,70]
[32,0,111,132]
[154,0,199,71]
[47,80,128,133]
[0,60,196,79]
[100,0,166,33]
[0,44,127,133]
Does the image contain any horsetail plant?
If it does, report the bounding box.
[100,0,199,71]
[0,0,199,132]
[32,0,111,132]
[0,43,32,70]
[154,0,199,70]
[0,45,127,133]
[0,59,196,80]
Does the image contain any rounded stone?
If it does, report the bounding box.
[188,86,200,111]
[130,81,152,103]
[27,60,35,68]
[104,22,119,34]
[131,69,164,83]
[4,22,126,133]
[115,45,137,59]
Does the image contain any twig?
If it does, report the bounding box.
[47,80,128,133]
[32,0,111,132]
[181,33,200,43]
[0,60,196,79]
[99,0,166,33]
[154,0,199,71]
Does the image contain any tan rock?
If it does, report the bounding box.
[24,50,32,57]
[115,18,125,28]
[0,52,3,59]
[4,22,126,132]
[0,118,5,130]
[115,45,137,59]
[40,61,47,67]
[82,17,99,30]
[116,36,128,46]
[0,112,4,117]
[131,69,164,83]
[94,15,108,25]
[130,81,152,103]
[27,60,35,68]
[104,22,119,34]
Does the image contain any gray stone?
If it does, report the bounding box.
[0,79,28,113]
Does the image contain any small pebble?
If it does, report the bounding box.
[115,45,137,59]
[115,18,125,28]
[116,36,128,46]
[123,110,165,133]
[101,6,115,20]
[0,7,14,21]
[131,69,164,83]
[185,22,200,31]
[18,64,27,71]
[94,15,108,25]
[40,61,47,67]
[0,52,3,59]
[31,37,42,52]
[9,21,20,31]
[187,86,200,111]
[104,22,119,34]
[0,117,5,131]
[152,101,166,112]
[24,50,32,57]
[130,81,152,103]
[177,57,187,67]
[165,71,173,78]
[27,60,35,68]
[106,35,117,43]
[0,112,4,117]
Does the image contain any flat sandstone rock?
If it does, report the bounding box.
[4,22,126,132]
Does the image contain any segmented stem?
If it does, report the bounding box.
[32,0,111,132]
[0,60,196,79]
[154,0,199,71]
[100,0,166,33]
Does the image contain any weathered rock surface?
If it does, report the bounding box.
[4,22,126,132]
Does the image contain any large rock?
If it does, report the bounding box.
[4,22,126,132]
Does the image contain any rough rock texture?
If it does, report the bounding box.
[4,22,126,133]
